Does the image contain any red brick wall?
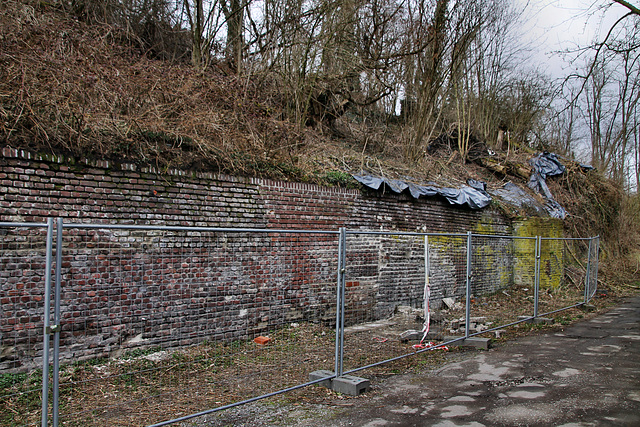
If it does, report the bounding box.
[0,147,511,370]
[1,147,507,232]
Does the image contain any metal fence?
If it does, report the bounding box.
[0,221,53,427]
[0,220,599,426]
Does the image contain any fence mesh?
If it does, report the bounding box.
[341,232,470,373]
[0,223,50,427]
[467,236,536,333]
[55,226,339,426]
[340,232,599,378]
[537,238,594,314]
[0,223,600,427]
[587,237,600,300]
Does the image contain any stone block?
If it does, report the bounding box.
[309,370,334,388]
[399,330,423,342]
[444,336,491,350]
[309,371,371,396]
[332,375,370,396]
[442,298,456,309]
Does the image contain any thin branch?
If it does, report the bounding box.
[613,0,640,15]
[560,11,634,112]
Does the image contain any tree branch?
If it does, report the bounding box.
[612,0,640,15]
[561,11,634,111]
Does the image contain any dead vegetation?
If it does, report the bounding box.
[1,1,304,177]
[0,0,529,186]
[2,1,637,282]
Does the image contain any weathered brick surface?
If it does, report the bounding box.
[0,147,516,371]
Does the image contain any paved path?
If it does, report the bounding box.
[195,296,640,426]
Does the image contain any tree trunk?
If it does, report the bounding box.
[223,0,245,74]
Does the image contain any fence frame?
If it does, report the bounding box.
[0,219,599,427]
[0,220,54,427]
[336,229,599,377]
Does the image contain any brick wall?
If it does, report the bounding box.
[0,147,508,230]
[1,147,518,370]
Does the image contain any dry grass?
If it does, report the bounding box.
[1,1,304,177]
[0,1,536,190]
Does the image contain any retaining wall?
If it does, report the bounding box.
[0,147,560,370]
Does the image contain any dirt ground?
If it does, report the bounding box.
[0,284,603,426]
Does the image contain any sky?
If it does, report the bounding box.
[519,0,632,79]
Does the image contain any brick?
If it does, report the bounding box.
[0,147,518,369]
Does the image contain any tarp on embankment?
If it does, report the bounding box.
[352,174,492,210]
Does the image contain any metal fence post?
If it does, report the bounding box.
[534,236,541,318]
[465,231,472,339]
[334,227,347,377]
[584,237,593,303]
[424,235,430,319]
[41,218,54,427]
[593,236,600,300]
[52,218,63,427]
[340,229,347,376]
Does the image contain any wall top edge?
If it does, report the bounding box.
[0,145,360,195]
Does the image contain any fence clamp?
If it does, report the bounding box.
[46,324,61,334]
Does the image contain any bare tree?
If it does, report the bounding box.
[181,0,226,69]
[563,4,640,189]
[613,0,640,15]
[220,0,246,72]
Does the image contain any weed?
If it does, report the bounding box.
[0,370,43,426]
[71,356,109,368]
[324,171,355,188]
[0,372,28,391]
[555,315,574,325]
[122,346,163,360]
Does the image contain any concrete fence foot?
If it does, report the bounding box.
[309,370,371,396]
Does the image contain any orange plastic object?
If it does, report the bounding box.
[253,336,271,345]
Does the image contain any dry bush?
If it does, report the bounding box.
[548,164,640,287]
[0,1,302,176]
[0,1,538,189]
[614,194,640,284]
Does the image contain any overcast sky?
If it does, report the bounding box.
[520,0,632,78]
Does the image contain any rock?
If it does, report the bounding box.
[399,330,423,342]
[442,298,456,309]
[430,311,445,322]
[395,305,413,315]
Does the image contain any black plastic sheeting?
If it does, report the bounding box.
[490,182,549,216]
[352,174,492,209]
[527,152,567,219]
[352,152,577,217]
